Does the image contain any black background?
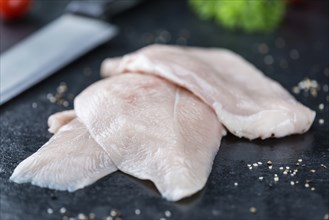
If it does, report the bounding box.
[0,1,328,220]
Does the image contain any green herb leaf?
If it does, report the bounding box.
[190,0,286,33]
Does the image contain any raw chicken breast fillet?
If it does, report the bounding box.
[75,74,226,201]
[10,119,117,192]
[101,45,315,139]
[48,110,76,133]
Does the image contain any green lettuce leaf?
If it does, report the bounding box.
[190,0,286,32]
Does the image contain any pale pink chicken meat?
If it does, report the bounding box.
[10,119,117,191]
[74,74,226,201]
[101,45,315,139]
[48,110,76,133]
[10,44,316,202]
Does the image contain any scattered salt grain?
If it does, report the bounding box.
[78,213,87,220]
[135,209,141,215]
[47,208,53,214]
[63,100,69,107]
[60,207,66,214]
[89,213,96,220]
[165,210,172,217]
[110,210,118,217]
[249,207,257,214]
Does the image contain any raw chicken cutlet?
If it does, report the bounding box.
[10,119,117,191]
[48,110,76,133]
[10,44,315,202]
[102,44,315,139]
[74,74,226,201]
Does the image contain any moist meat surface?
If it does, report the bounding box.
[75,74,225,201]
[10,119,117,191]
[10,45,315,201]
[102,45,315,139]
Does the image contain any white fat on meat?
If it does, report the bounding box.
[74,74,225,201]
[101,44,315,139]
[10,119,117,192]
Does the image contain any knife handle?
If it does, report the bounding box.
[65,0,144,20]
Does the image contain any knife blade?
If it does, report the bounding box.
[0,0,143,105]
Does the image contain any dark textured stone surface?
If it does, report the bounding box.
[0,1,328,220]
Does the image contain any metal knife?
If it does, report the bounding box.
[0,0,143,105]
